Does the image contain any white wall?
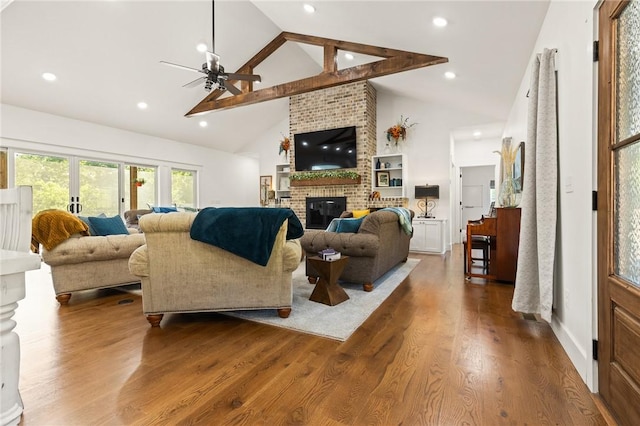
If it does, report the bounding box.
[376,90,501,248]
[1,104,259,208]
[502,0,598,390]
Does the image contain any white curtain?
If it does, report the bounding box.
[512,48,558,322]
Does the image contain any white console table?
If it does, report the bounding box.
[1,250,41,426]
[410,218,448,254]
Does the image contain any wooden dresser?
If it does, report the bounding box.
[466,207,521,283]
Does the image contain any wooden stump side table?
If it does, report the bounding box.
[307,256,350,306]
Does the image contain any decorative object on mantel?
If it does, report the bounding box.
[494,137,521,208]
[279,134,290,161]
[385,115,417,152]
[289,170,361,187]
[133,178,145,187]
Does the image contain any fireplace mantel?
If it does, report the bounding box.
[289,176,362,187]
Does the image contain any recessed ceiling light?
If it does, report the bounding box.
[199,120,208,128]
[473,130,482,138]
[344,53,354,60]
[444,71,456,80]
[196,43,208,53]
[303,4,315,13]
[42,72,57,81]
[433,17,448,27]
[137,102,148,110]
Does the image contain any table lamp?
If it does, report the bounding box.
[414,185,440,218]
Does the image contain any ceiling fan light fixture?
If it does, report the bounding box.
[303,4,315,14]
[433,17,448,27]
[42,72,57,81]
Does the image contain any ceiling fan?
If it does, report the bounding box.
[160,0,261,94]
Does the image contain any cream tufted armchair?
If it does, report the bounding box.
[128,212,302,327]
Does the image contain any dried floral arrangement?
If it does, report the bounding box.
[386,115,417,145]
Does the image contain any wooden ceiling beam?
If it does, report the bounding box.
[186,31,448,116]
[186,53,447,115]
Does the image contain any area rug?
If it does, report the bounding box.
[223,258,420,341]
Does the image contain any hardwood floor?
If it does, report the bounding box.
[15,245,608,425]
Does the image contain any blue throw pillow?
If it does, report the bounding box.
[325,218,340,232]
[78,213,106,235]
[88,215,129,236]
[335,217,364,233]
[151,206,178,213]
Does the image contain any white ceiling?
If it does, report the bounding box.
[1,0,549,153]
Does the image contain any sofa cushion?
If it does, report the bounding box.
[151,206,178,213]
[335,217,364,233]
[88,215,129,236]
[352,209,370,219]
[78,213,106,235]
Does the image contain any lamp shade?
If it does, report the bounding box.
[415,185,439,199]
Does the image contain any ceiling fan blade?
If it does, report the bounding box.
[182,76,206,88]
[224,73,261,82]
[160,61,204,74]
[205,51,220,73]
[221,80,242,95]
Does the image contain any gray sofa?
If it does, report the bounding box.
[300,209,413,291]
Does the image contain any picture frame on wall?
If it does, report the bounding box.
[260,175,272,206]
[513,141,525,192]
[376,171,390,187]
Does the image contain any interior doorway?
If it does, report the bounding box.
[459,165,495,240]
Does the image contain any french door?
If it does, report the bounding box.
[597,1,640,425]
[12,150,156,216]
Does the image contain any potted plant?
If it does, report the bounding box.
[133,178,145,187]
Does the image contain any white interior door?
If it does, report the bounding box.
[460,165,495,239]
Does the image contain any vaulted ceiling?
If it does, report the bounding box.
[0,1,549,153]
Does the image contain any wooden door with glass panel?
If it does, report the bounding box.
[597,1,640,424]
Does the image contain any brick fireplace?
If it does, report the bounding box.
[284,81,406,226]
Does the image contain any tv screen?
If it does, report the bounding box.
[294,126,357,171]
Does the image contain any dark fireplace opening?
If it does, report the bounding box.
[306,197,347,229]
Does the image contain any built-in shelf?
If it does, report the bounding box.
[372,153,407,198]
[275,164,290,200]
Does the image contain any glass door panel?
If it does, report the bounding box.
[78,159,119,216]
[14,152,69,214]
[123,165,156,210]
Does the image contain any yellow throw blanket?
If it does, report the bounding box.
[31,209,89,252]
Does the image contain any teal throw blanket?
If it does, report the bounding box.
[381,207,413,236]
[190,207,304,266]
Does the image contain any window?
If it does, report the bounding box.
[171,168,197,210]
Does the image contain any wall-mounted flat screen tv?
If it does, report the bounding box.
[294,126,357,171]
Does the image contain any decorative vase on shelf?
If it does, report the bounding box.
[383,142,392,154]
[499,174,519,208]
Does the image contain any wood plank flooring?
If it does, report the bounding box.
[15,245,608,425]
